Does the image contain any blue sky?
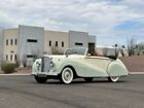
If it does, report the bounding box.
[0,0,144,46]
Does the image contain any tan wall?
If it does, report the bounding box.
[44,30,69,54]
[3,29,18,63]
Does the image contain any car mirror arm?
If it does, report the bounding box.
[65,54,69,57]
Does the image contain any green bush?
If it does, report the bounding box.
[1,63,17,74]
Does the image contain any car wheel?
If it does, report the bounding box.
[60,67,74,84]
[108,76,119,82]
[84,78,93,82]
[34,75,48,83]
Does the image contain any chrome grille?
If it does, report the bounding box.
[41,57,51,72]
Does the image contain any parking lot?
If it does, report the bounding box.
[0,74,144,108]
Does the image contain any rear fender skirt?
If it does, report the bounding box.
[107,59,128,77]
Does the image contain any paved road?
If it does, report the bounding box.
[0,75,144,108]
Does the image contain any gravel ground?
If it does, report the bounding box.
[120,55,144,72]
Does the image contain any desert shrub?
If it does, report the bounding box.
[137,52,140,56]
[1,63,17,74]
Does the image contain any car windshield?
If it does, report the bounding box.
[64,47,87,55]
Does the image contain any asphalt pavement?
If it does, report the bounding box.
[0,75,144,108]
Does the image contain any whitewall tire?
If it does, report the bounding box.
[108,76,120,82]
[60,67,74,84]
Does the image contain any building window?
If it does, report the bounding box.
[49,41,52,46]
[10,55,13,61]
[43,52,47,54]
[15,39,17,45]
[27,39,38,43]
[11,39,13,45]
[75,43,83,46]
[55,41,58,47]
[27,55,33,58]
[6,40,8,46]
[15,54,17,61]
[11,51,14,53]
[61,41,64,47]
[6,55,8,61]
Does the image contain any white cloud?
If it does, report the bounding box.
[0,0,144,45]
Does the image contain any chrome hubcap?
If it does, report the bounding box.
[62,68,73,84]
[64,70,71,81]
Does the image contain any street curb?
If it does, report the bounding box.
[129,72,144,75]
[0,73,31,76]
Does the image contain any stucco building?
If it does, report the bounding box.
[0,30,3,67]
[44,30,69,54]
[0,25,96,66]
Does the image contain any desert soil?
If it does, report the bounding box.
[120,55,144,72]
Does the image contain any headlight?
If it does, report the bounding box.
[49,61,55,67]
[36,61,41,71]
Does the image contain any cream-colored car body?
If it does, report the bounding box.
[32,48,128,78]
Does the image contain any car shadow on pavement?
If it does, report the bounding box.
[34,79,128,85]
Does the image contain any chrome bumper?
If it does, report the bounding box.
[32,71,59,76]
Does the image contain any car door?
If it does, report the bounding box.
[80,56,111,77]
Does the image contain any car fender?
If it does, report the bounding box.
[107,59,128,77]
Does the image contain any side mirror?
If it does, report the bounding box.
[65,53,69,57]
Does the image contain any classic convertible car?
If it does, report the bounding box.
[32,48,128,84]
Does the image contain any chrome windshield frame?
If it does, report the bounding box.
[64,47,88,56]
